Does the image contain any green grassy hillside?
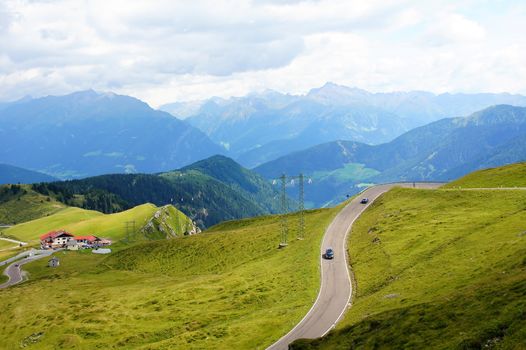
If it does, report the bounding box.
[1,207,102,244]
[1,203,193,244]
[0,207,340,349]
[0,184,67,225]
[444,162,526,189]
[0,239,15,250]
[292,187,526,349]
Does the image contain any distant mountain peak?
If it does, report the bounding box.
[68,89,99,98]
[306,82,371,105]
[0,90,223,177]
[182,154,242,171]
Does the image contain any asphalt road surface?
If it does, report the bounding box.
[0,250,53,289]
[267,182,443,350]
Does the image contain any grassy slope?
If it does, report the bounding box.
[292,188,526,349]
[0,184,67,225]
[58,203,158,241]
[0,247,24,262]
[0,207,340,349]
[0,239,15,250]
[1,207,103,244]
[444,162,526,189]
[1,203,193,245]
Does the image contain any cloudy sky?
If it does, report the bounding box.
[0,0,525,107]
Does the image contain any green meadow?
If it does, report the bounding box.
[292,187,526,349]
[1,207,103,244]
[444,162,526,189]
[0,207,339,349]
[0,203,192,245]
[0,245,25,262]
[0,239,15,250]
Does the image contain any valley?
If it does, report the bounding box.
[1,164,525,349]
[255,105,526,207]
[2,2,526,348]
[1,147,526,349]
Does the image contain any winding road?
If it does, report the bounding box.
[267,182,443,350]
[0,250,54,289]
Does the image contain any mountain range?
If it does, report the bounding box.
[0,164,57,185]
[0,90,223,179]
[162,83,526,167]
[2,85,526,210]
[254,105,526,206]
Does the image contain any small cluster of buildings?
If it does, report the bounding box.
[40,230,112,250]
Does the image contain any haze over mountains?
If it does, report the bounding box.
[0,90,223,179]
[162,83,526,167]
[1,83,526,207]
[255,105,526,206]
[0,164,57,185]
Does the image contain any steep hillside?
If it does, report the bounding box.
[0,184,67,225]
[163,83,526,167]
[291,187,526,349]
[0,90,223,178]
[444,162,526,189]
[180,155,281,212]
[32,156,281,228]
[0,206,340,349]
[0,163,57,185]
[255,105,526,206]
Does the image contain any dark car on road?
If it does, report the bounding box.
[360,198,369,204]
[324,248,334,259]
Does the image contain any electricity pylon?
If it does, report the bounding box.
[298,173,305,240]
[279,174,288,247]
[273,173,308,247]
[124,220,136,242]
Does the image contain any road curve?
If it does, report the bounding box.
[267,183,443,350]
[0,251,54,289]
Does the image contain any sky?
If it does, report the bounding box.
[0,0,525,107]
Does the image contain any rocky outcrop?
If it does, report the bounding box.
[141,205,200,240]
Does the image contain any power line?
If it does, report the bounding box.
[298,173,305,240]
[279,173,288,247]
[124,220,136,242]
[273,173,309,247]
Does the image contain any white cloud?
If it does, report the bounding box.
[422,12,486,46]
[0,0,525,106]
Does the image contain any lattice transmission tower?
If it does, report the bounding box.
[274,173,308,247]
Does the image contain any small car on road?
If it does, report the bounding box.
[360,198,369,204]
[324,248,334,259]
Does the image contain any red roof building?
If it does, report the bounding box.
[40,230,74,241]
[40,230,74,248]
[75,235,101,244]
